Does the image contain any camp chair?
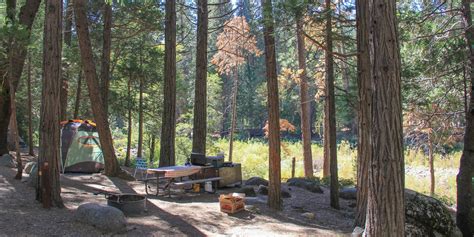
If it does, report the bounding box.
[133,157,149,179]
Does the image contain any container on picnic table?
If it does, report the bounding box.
[219,193,245,214]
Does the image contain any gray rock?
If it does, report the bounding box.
[24,162,36,174]
[74,203,127,233]
[245,177,269,186]
[257,185,268,195]
[339,187,357,200]
[287,178,323,193]
[281,188,291,198]
[27,164,38,188]
[237,186,256,197]
[405,189,455,236]
[0,154,16,168]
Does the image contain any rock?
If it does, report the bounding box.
[287,178,323,193]
[27,164,38,188]
[405,189,455,236]
[351,227,364,237]
[245,177,269,186]
[301,212,315,220]
[339,187,357,200]
[237,186,256,197]
[24,162,36,174]
[257,185,268,195]
[0,154,16,168]
[74,203,127,233]
[281,187,291,198]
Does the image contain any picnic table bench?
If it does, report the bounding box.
[141,165,222,197]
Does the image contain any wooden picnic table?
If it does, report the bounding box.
[144,165,207,197]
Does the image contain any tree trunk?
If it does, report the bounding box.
[325,0,339,210]
[137,73,144,158]
[228,71,239,162]
[60,0,73,122]
[261,0,282,211]
[73,71,82,119]
[457,0,474,235]
[27,54,35,156]
[37,0,64,208]
[100,2,112,114]
[296,16,313,178]
[74,0,121,176]
[363,0,405,235]
[192,0,208,155]
[125,72,132,167]
[9,76,21,180]
[0,0,41,155]
[159,0,177,167]
[150,134,156,164]
[354,0,371,227]
[428,131,435,196]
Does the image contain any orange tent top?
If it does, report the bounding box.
[60,119,97,127]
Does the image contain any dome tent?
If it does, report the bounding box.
[61,120,104,173]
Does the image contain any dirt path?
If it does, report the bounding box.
[0,153,353,236]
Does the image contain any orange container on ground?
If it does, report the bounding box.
[219,193,245,214]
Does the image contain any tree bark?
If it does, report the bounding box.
[137,72,144,158]
[296,16,313,178]
[354,0,371,227]
[73,71,82,119]
[428,130,435,196]
[150,134,155,164]
[325,0,339,210]
[60,0,73,122]
[261,0,282,211]
[9,75,21,180]
[37,0,64,208]
[457,0,474,235]
[125,72,132,167]
[0,0,41,155]
[159,0,177,167]
[74,0,121,176]
[192,0,208,155]
[27,54,35,156]
[363,0,405,235]
[100,2,112,114]
[228,71,239,162]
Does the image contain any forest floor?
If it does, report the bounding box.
[0,152,354,237]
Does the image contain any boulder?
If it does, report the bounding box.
[257,185,268,195]
[27,164,38,188]
[0,154,16,168]
[287,178,323,193]
[24,162,36,174]
[74,203,127,233]
[237,186,256,197]
[405,189,455,236]
[245,177,269,186]
[281,188,292,198]
[339,187,357,200]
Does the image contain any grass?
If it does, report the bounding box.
[113,133,460,205]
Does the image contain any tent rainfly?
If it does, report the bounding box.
[61,120,105,173]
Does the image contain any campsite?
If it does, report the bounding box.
[0,0,473,236]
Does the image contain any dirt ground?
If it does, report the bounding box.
[0,152,354,236]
